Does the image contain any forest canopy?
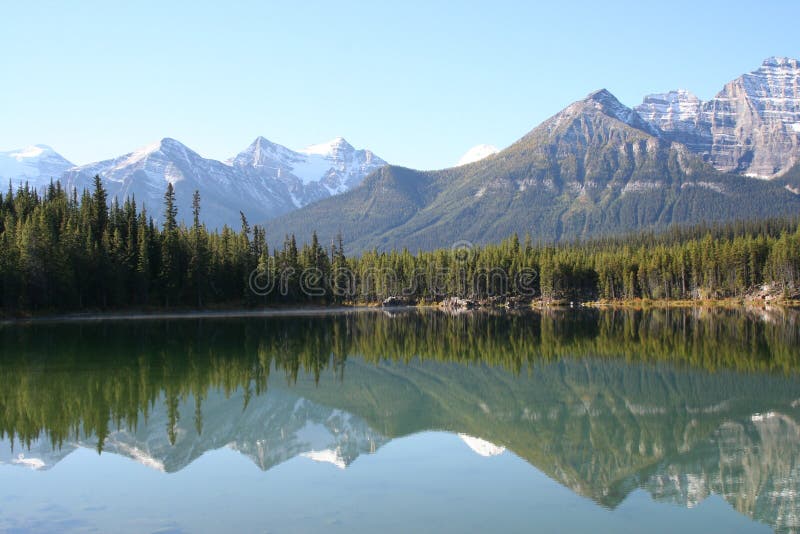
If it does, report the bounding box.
[1,178,799,313]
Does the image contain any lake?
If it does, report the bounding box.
[1,307,799,533]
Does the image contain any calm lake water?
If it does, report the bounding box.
[1,307,799,533]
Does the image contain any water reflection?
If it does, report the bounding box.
[1,307,799,531]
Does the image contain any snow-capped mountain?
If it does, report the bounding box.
[60,138,297,229]
[229,136,386,207]
[456,144,499,166]
[636,57,800,178]
[56,136,386,229]
[0,144,73,186]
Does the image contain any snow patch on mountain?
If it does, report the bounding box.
[457,144,499,166]
[302,136,350,156]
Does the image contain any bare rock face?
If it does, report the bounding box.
[636,57,800,178]
[635,90,710,154]
[706,57,800,177]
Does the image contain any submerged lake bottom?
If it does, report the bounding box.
[0,307,798,533]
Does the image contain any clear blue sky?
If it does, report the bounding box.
[3,0,799,169]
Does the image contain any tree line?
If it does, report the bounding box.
[1,177,799,313]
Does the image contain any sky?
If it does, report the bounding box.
[3,0,799,170]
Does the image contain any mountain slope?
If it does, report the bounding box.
[636,57,800,178]
[267,89,800,252]
[0,145,74,186]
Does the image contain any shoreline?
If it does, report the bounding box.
[3,298,799,324]
[580,298,800,310]
[0,305,383,325]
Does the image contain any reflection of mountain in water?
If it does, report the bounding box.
[1,309,800,531]
[644,412,800,532]
[282,357,800,532]
[0,388,386,473]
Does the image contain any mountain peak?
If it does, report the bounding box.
[0,144,74,183]
[10,144,55,159]
[302,137,354,156]
[761,56,800,69]
[251,135,272,145]
[118,138,198,169]
[246,135,283,154]
[229,136,297,168]
[583,88,629,115]
[132,137,179,153]
[586,88,616,103]
[156,137,194,154]
[580,89,659,135]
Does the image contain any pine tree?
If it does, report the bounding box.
[159,184,181,306]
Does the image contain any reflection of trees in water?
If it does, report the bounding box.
[1,308,800,530]
[1,308,799,449]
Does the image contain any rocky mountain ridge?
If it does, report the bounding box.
[48,135,385,229]
[267,87,800,252]
[636,56,800,178]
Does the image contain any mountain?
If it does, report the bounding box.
[228,136,386,207]
[0,144,74,186]
[636,57,800,178]
[5,57,799,236]
[58,136,385,229]
[267,88,800,253]
[60,138,297,229]
[457,144,499,166]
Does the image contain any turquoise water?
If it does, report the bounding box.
[0,308,797,533]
